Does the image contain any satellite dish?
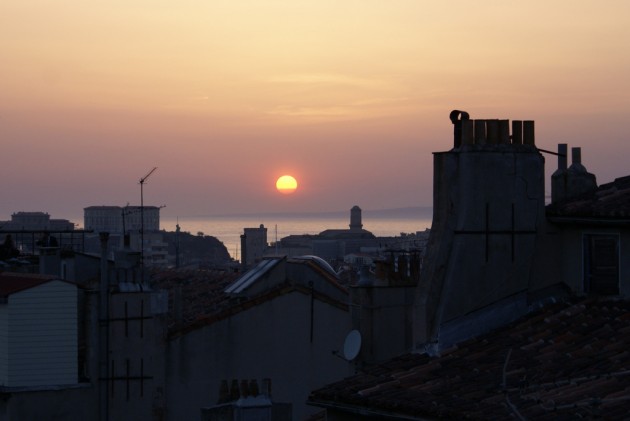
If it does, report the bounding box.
[342,330,362,361]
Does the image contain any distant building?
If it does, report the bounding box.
[270,207,429,271]
[349,205,363,230]
[82,206,122,233]
[240,224,268,268]
[83,205,165,266]
[84,205,160,234]
[0,211,74,231]
[0,212,79,254]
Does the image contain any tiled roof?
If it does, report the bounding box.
[151,258,348,339]
[309,298,630,419]
[150,268,239,334]
[0,272,60,298]
[547,175,630,218]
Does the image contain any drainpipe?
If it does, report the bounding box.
[99,232,110,421]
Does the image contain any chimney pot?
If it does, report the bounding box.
[474,120,486,145]
[240,379,250,397]
[499,120,510,144]
[230,379,241,400]
[486,120,499,144]
[461,119,474,145]
[249,379,259,396]
[523,121,535,145]
[511,120,523,145]
[218,379,230,403]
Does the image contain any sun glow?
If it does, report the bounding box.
[276,175,298,194]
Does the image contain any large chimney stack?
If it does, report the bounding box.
[415,110,544,351]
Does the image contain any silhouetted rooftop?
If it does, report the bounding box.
[152,257,348,338]
[547,175,630,219]
[309,298,630,419]
[0,272,62,298]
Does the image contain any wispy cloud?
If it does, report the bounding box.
[266,97,410,119]
[268,73,389,89]
[266,105,353,117]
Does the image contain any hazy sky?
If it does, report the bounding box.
[1,1,629,220]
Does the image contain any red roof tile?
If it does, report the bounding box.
[0,272,58,298]
[151,259,348,338]
[309,298,630,419]
[547,175,630,219]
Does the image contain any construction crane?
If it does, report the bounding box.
[139,167,157,271]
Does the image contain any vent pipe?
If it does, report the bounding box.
[570,147,586,171]
[558,144,568,171]
[449,110,470,148]
[566,146,597,200]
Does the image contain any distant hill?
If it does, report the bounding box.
[161,231,232,266]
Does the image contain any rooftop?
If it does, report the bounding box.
[0,272,61,298]
[547,175,630,219]
[309,298,630,419]
[151,256,348,338]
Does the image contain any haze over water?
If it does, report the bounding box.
[162,210,432,260]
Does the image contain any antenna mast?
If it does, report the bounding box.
[139,167,157,272]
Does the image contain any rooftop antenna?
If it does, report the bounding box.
[175,217,180,269]
[121,204,129,248]
[139,167,157,273]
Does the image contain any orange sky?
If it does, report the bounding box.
[1,1,629,220]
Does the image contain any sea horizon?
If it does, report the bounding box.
[161,207,433,261]
[161,205,433,221]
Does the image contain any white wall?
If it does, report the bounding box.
[7,280,77,387]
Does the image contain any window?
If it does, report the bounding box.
[583,234,620,295]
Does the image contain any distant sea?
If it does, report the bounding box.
[161,207,433,261]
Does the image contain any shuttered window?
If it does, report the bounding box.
[583,234,620,295]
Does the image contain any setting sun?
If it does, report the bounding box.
[276,175,298,195]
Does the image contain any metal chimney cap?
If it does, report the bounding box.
[449,110,470,124]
